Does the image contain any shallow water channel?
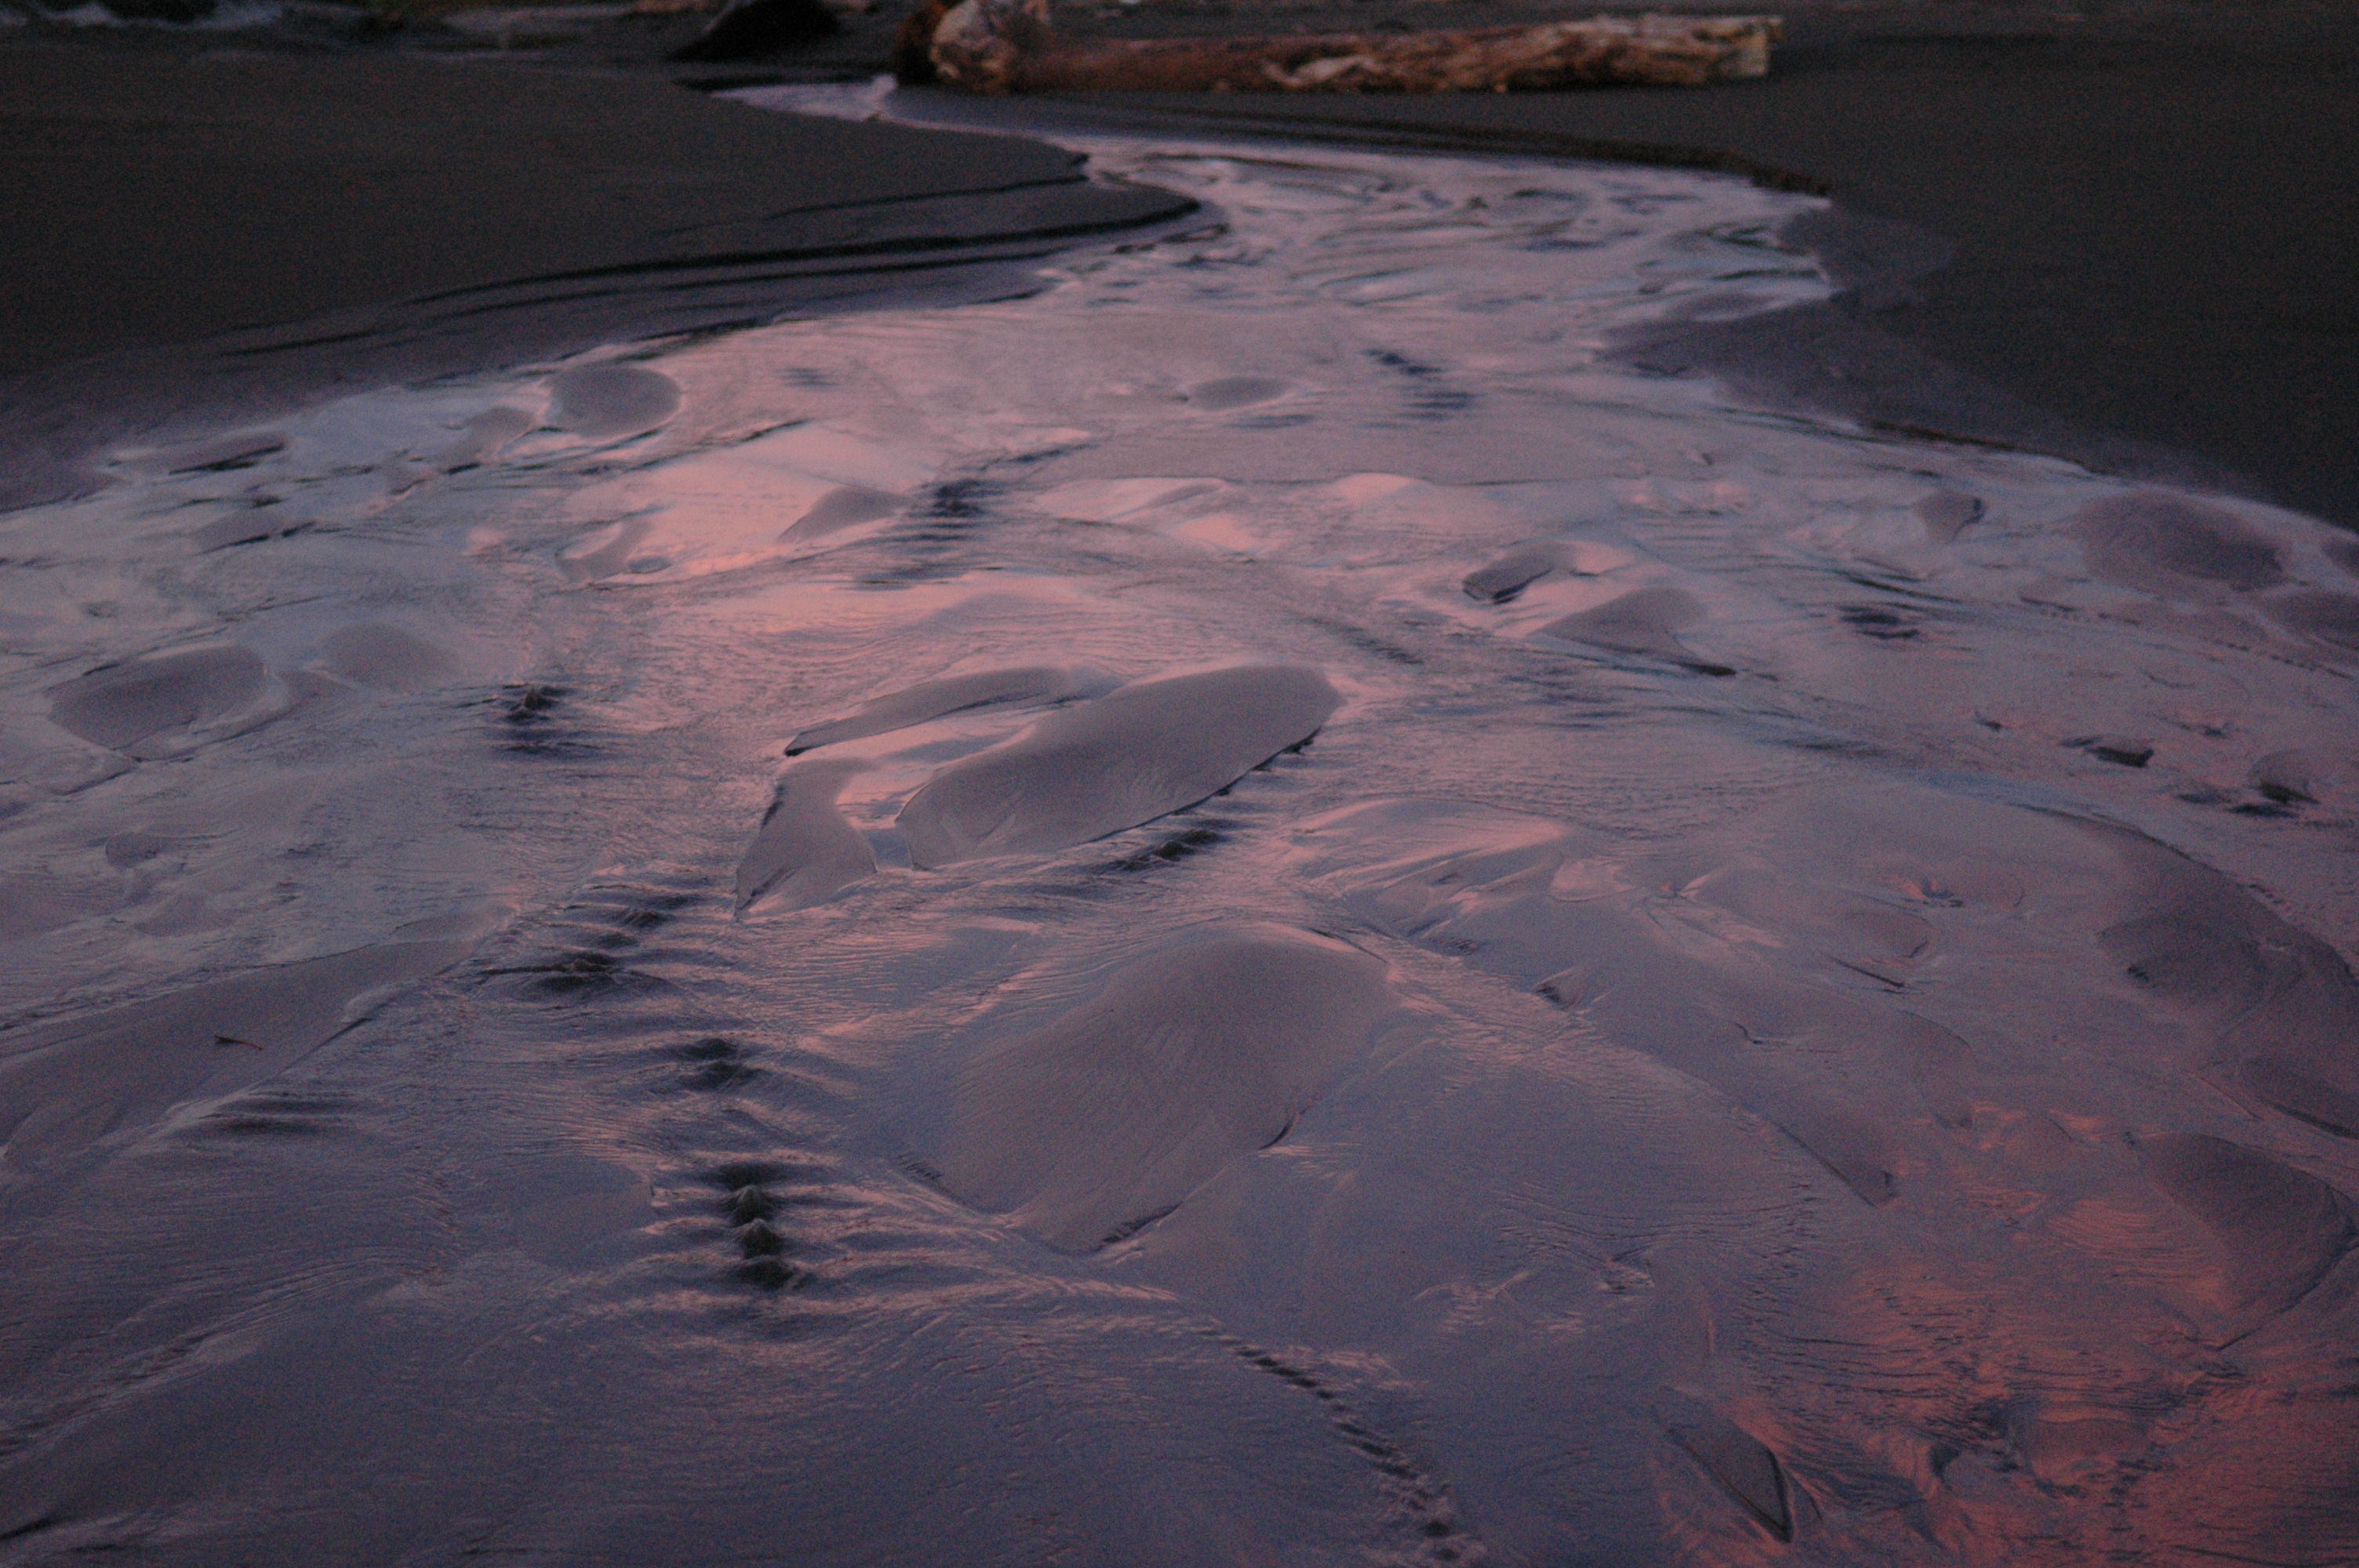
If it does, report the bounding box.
[3,104,2357,1565]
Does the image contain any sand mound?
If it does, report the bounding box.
[733,760,876,913]
[46,646,267,755]
[897,664,1337,866]
[929,926,1391,1250]
[787,664,1114,755]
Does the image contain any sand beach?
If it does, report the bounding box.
[2,4,2356,1562]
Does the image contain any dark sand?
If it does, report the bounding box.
[2,0,2351,522]
[0,35,1161,374]
[0,28,1192,505]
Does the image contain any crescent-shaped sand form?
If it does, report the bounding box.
[780,485,901,542]
[784,663,1115,755]
[732,760,877,913]
[1662,1395,1796,1542]
[1914,488,1984,544]
[429,407,535,474]
[0,941,472,1171]
[896,664,1339,867]
[1183,376,1293,412]
[1535,586,1729,674]
[2074,491,2286,593]
[545,365,682,441]
[2137,1132,2355,1341]
[1462,541,1565,604]
[45,646,267,755]
[2089,818,2359,1142]
[927,926,1393,1252]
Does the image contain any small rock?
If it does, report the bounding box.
[2066,735,2154,768]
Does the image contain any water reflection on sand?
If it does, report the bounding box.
[2,120,2357,1566]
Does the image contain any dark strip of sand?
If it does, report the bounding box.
[0,36,1178,374]
[0,33,1193,508]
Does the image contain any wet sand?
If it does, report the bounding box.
[3,128,2354,1558]
[3,11,2357,1564]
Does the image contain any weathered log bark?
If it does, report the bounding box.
[921,0,1780,94]
[893,0,956,82]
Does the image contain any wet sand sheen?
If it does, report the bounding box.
[0,107,2355,1568]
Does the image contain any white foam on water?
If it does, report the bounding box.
[3,100,2357,1566]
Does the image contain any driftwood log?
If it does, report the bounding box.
[901,0,1780,94]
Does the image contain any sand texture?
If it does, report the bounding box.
[0,42,2356,1568]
